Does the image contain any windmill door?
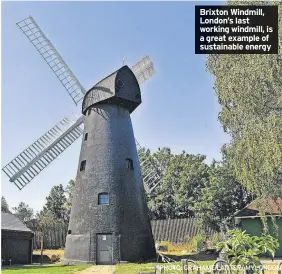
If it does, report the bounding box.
[96,234,113,264]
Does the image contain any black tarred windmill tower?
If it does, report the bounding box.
[2,16,164,264]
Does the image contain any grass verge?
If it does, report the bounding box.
[115,260,282,274]
[2,263,92,274]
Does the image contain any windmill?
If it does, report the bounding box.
[2,16,162,264]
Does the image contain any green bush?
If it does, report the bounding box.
[210,232,220,249]
[191,234,205,252]
[216,230,279,273]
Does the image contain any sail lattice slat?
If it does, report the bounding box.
[2,116,84,190]
[17,16,86,105]
[131,56,155,85]
[135,140,163,193]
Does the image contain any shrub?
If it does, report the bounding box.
[210,232,221,249]
[216,230,279,272]
[156,241,194,254]
[191,234,205,253]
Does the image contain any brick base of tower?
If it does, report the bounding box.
[63,234,156,264]
[63,104,156,265]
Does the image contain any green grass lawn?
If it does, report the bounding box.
[2,261,215,274]
[115,260,216,274]
[1,263,92,274]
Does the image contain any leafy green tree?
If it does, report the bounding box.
[172,153,209,217]
[43,184,68,223]
[1,196,10,213]
[153,147,172,169]
[12,202,34,223]
[143,148,209,219]
[65,179,76,216]
[143,147,252,225]
[205,3,282,238]
[145,147,176,219]
[36,209,58,231]
[206,0,282,197]
[193,161,252,230]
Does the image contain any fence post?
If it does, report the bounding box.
[212,259,231,274]
[182,259,188,274]
[155,265,164,274]
[182,259,200,274]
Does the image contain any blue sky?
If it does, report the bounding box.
[2,1,230,212]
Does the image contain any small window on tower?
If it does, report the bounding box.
[87,108,91,116]
[80,160,86,171]
[125,158,134,170]
[98,193,109,205]
[68,230,72,234]
[84,133,88,141]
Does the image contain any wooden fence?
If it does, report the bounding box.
[151,218,215,243]
[33,218,215,249]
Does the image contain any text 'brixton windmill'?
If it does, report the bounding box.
[2,16,163,194]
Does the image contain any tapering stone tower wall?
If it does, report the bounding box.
[63,66,156,265]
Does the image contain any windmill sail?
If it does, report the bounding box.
[131,56,155,85]
[2,115,163,192]
[136,140,163,193]
[17,16,86,105]
[2,115,84,190]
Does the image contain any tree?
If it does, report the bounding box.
[143,148,209,219]
[65,179,76,216]
[36,209,58,231]
[12,202,34,223]
[172,153,209,217]
[1,196,10,213]
[207,1,282,197]
[193,161,252,231]
[43,184,68,223]
[141,147,176,219]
